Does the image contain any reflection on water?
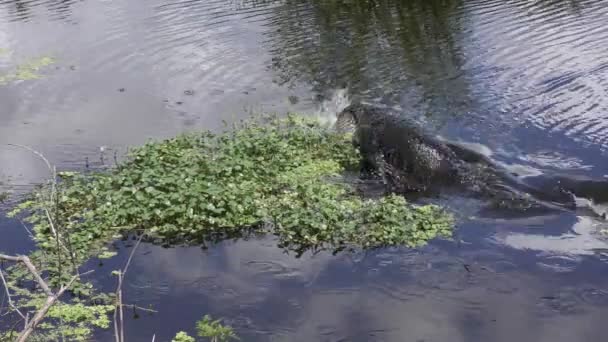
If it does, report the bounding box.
[2,0,608,340]
[267,0,469,124]
[100,235,608,341]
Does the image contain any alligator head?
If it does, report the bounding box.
[334,103,360,135]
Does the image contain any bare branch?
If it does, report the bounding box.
[13,255,53,297]
[121,304,158,313]
[122,236,144,278]
[16,270,93,342]
[0,254,51,295]
[1,253,94,341]
[0,254,22,262]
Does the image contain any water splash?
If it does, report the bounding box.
[573,195,608,219]
[313,88,351,128]
[500,216,608,257]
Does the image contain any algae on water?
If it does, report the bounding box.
[0,54,55,84]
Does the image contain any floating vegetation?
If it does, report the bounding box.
[10,114,453,260]
[0,55,55,84]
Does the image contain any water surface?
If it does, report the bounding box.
[2,0,608,341]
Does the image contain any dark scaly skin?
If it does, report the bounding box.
[337,103,608,212]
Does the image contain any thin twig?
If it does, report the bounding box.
[121,304,158,313]
[0,284,6,316]
[114,234,145,342]
[114,302,120,342]
[6,143,57,205]
[18,219,35,241]
[0,253,93,341]
[119,274,124,342]
[6,144,54,178]
[0,265,26,320]
[44,208,71,256]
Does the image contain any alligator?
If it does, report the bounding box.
[335,103,608,216]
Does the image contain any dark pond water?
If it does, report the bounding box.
[2,0,608,340]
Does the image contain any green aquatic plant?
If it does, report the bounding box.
[196,315,238,342]
[9,114,452,258]
[0,55,55,84]
[172,332,197,342]
[30,301,113,341]
[171,315,237,342]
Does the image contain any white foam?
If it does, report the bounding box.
[573,194,608,219]
[501,216,608,256]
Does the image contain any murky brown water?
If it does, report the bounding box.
[2,0,608,341]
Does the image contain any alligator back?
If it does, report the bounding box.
[336,103,608,214]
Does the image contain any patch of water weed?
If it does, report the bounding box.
[172,315,237,342]
[0,55,55,84]
[10,114,453,255]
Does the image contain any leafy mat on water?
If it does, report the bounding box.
[10,114,453,260]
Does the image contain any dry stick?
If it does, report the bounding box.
[0,255,52,296]
[114,234,145,342]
